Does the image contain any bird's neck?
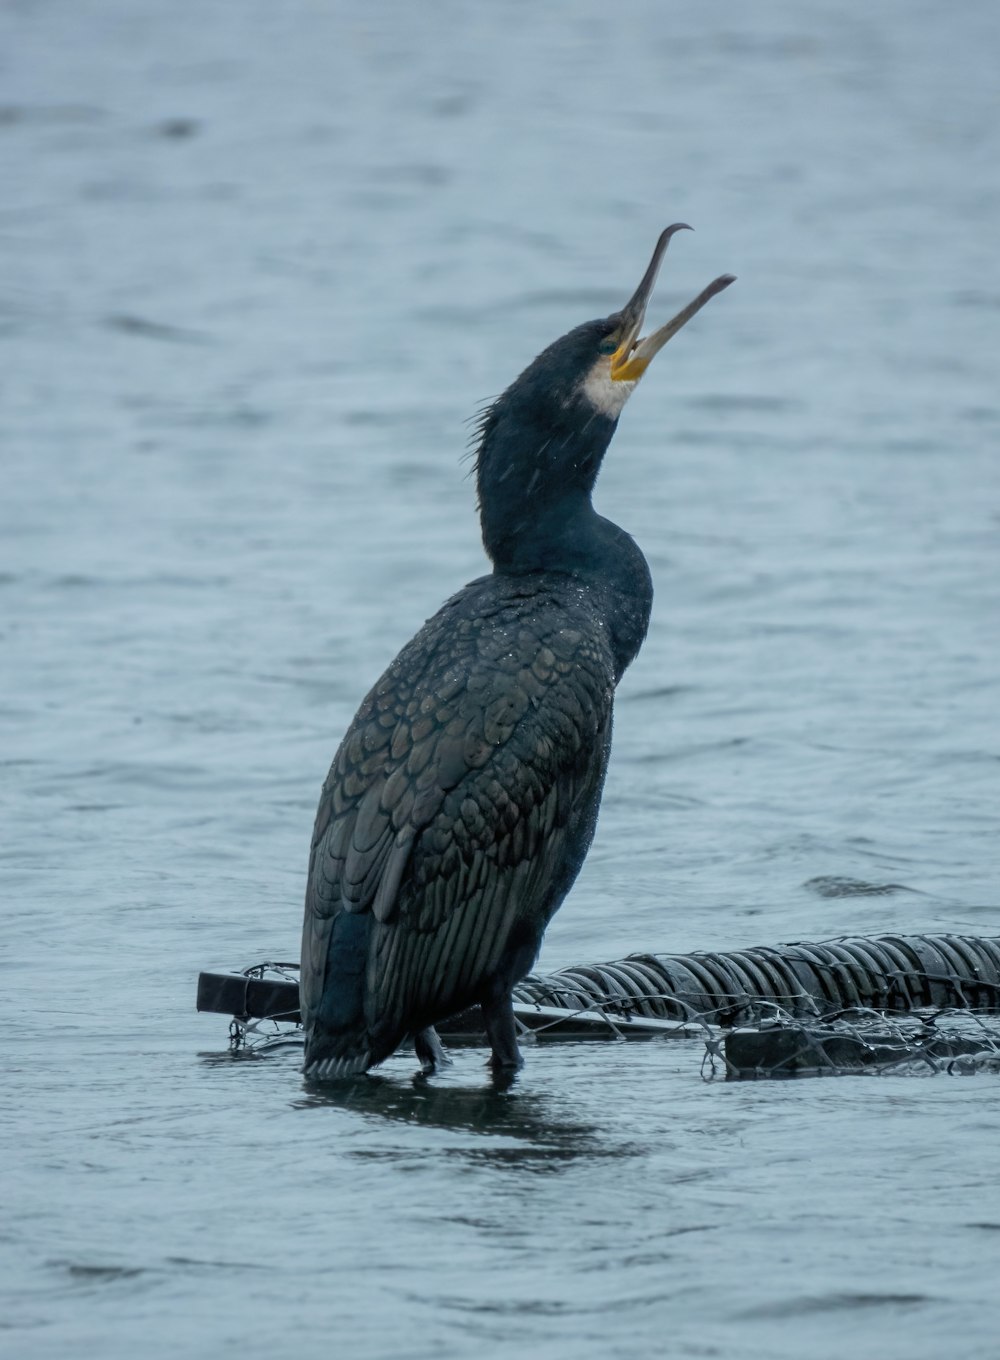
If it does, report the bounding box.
[483,490,653,680]
[475,398,652,678]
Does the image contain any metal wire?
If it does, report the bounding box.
[204,933,1000,1075]
[513,933,1000,1023]
[707,1004,1000,1081]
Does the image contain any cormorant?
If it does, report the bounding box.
[301,227,734,1080]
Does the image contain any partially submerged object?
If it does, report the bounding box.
[197,930,1000,1079]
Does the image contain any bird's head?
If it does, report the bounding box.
[578,224,735,419]
[474,227,734,572]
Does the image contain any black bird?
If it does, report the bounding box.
[301,227,734,1080]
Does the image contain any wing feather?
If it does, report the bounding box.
[301,575,617,1048]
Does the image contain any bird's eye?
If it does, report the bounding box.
[598,337,618,355]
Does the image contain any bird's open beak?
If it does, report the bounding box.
[610,225,735,382]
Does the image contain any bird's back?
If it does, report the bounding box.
[301,571,619,1074]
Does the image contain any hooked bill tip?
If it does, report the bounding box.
[659,222,693,243]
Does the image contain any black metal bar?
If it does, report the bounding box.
[196,971,301,1023]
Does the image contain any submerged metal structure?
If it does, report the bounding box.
[197,931,1000,1078]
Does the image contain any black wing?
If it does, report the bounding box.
[301,577,616,1057]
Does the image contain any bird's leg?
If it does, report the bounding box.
[480,989,524,1076]
[413,1026,450,1075]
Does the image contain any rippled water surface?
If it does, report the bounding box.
[4,2,1000,1357]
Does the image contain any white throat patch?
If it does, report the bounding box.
[580,358,638,420]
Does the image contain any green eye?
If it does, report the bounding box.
[598,337,618,355]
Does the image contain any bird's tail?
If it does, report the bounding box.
[303,1048,370,1081]
[302,912,373,1081]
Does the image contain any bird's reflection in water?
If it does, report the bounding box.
[200,1036,642,1170]
[291,1052,629,1173]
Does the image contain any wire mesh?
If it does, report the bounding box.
[708,1006,1000,1081]
[200,933,1000,1076]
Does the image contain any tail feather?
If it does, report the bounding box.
[303,1049,371,1081]
[303,911,373,1079]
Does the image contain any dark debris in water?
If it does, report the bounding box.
[55,1261,145,1282]
[735,1290,930,1320]
[804,875,909,898]
[154,117,201,139]
[104,313,207,344]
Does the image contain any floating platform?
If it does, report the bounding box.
[197,932,1000,1079]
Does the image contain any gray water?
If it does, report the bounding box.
[3,2,999,1356]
